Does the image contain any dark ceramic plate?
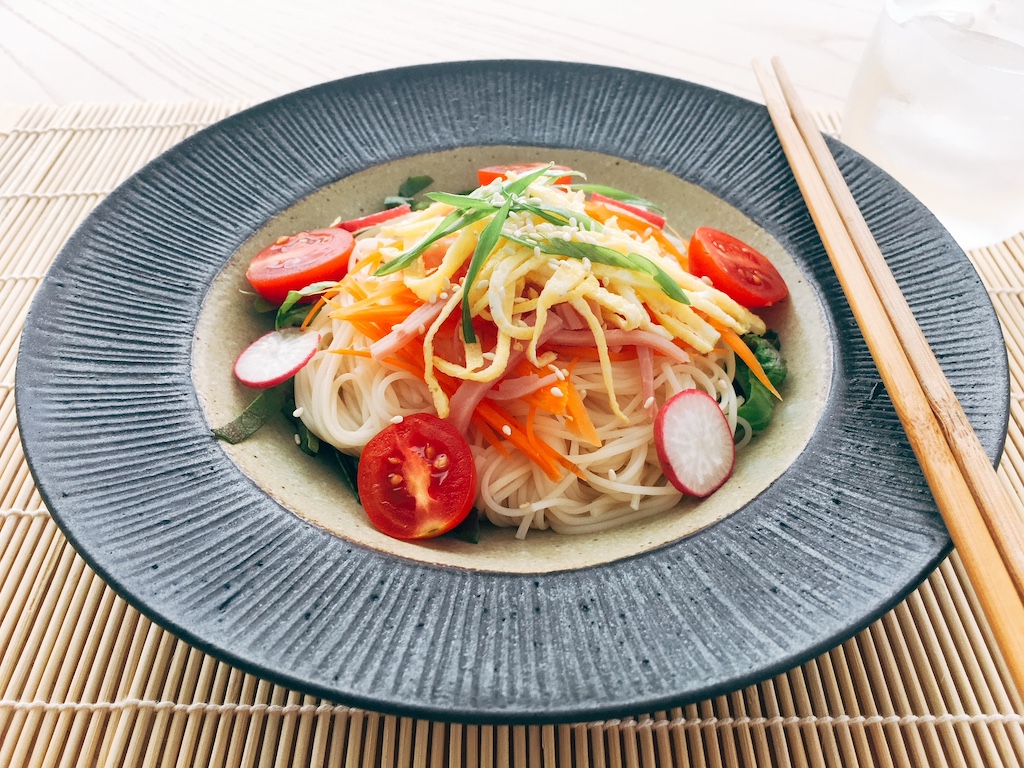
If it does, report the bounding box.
[16,61,1008,724]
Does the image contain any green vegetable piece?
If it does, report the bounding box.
[462,195,514,343]
[295,421,320,456]
[275,280,336,329]
[374,207,490,276]
[398,175,434,198]
[212,387,287,444]
[526,236,690,306]
[736,375,775,433]
[743,333,788,390]
[444,511,481,544]
[332,448,361,503]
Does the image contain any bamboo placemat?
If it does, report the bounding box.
[2,102,1024,768]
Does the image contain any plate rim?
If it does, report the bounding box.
[15,59,1009,724]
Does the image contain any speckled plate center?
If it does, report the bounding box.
[194,147,830,572]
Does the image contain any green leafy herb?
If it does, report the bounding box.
[275,281,336,329]
[567,183,665,214]
[462,196,514,343]
[332,448,361,503]
[424,191,498,211]
[374,207,490,276]
[212,386,287,444]
[525,236,690,306]
[734,332,787,435]
[444,511,481,544]
[386,175,435,210]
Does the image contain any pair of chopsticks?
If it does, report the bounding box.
[753,59,1024,695]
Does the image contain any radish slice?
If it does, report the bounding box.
[233,328,320,389]
[654,389,735,497]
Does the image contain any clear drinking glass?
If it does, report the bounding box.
[842,0,1024,249]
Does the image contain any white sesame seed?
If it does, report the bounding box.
[519,502,532,509]
[644,396,656,409]
[390,324,402,332]
[390,415,404,424]
[478,279,489,290]
[439,291,448,300]
[582,257,591,270]
[608,468,617,480]
[294,434,302,445]
[550,386,564,398]
[417,324,426,335]
[292,407,305,418]
[501,424,512,437]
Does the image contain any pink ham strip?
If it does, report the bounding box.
[447,313,565,434]
[637,344,656,418]
[547,329,690,366]
[368,300,445,361]
[485,372,562,401]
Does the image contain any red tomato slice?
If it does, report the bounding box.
[590,192,666,229]
[246,228,354,305]
[357,413,478,540]
[335,204,411,233]
[687,227,789,308]
[477,164,573,187]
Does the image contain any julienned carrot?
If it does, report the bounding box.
[563,376,601,448]
[715,323,781,399]
[475,400,584,481]
[473,418,510,458]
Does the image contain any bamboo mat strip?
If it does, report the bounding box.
[1,102,1023,768]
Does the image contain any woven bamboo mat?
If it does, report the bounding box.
[2,102,1024,768]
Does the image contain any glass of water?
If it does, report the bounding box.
[842,0,1024,250]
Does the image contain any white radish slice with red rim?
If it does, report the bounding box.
[233,328,320,389]
[654,389,735,497]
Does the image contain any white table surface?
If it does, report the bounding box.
[0,0,881,116]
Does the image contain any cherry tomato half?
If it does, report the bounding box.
[357,413,478,540]
[246,228,355,305]
[687,227,789,308]
[477,164,573,187]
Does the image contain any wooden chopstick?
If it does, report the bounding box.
[752,59,1024,695]
[769,58,1024,604]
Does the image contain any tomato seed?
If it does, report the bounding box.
[388,473,403,487]
[425,444,436,460]
[434,454,449,470]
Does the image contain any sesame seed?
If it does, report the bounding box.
[439,292,448,301]
[390,415,404,424]
[644,396,656,409]
[294,434,302,445]
[292,407,305,418]
[478,279,489,290]
[608,468,617,480]
[550,386,564,398]
[502,425,512,437]
[582,257,591,270]
[276,235,290,245]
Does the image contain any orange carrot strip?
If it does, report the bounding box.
[473,417,510,457]
[714,323,781,400]
[474,401,569,481]
[563,376,602,448]
[301,295,328,330]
